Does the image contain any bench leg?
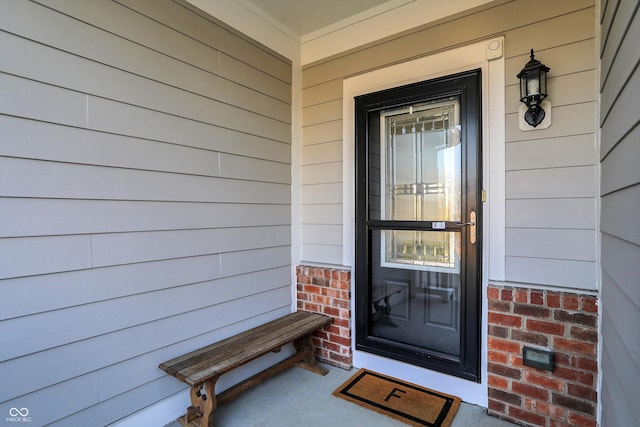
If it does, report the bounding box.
[294,334,328,376]
[185,379,217,427]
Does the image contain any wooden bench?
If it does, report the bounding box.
[159,311,333,427]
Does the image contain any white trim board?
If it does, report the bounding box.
[342,38,506,406]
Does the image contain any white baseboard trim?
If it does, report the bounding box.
[110,390,189,427]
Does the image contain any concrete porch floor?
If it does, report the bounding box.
[164,364,516,427]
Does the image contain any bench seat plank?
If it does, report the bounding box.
[160,311,331,386]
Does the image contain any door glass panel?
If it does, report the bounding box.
[380,98,461,270]
[371,230,461,357]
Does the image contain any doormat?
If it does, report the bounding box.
[333,369,460,427]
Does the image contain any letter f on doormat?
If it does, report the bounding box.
[333,369,460,427]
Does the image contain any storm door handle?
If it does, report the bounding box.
[455,211,476,244]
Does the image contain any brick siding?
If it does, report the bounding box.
[487,285,598,427]
[296,265,352,369]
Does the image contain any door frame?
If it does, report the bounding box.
[342,38,505,405]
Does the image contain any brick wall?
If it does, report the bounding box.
[296,265,352,369]
[487,285,598,427]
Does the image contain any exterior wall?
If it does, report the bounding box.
[0,1,291,425]
[300,0,599,424]
[487,285,598,426]
[599,0,640,425]
[301,0,598,292]
[296,266,352,368]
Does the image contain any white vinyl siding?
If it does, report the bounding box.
[599,0,640,425]
[0,0,291,425]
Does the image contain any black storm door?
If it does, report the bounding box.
[355,70,482,381]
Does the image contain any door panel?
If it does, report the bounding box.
[355,70,481,381]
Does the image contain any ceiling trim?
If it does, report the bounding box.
[301,0,496,65]
[185,0,496,65]
[185,0,300,61]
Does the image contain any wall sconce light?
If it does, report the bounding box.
[517,49,550,128]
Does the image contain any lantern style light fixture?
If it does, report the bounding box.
[517,49,550,128]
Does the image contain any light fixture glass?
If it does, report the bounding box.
[517,49,550,127]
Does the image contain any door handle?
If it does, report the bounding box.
[455,211,476,244]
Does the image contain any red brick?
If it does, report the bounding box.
[554,351,572,367]
[322,288,339,298]
[488,300,511,313]
[488,363,522,380]
[487,287,500,300]
[488,350,508,364]
[554,337,596,356]
[531,291,544,305]
[524,398,565,418]
[554,310,597,327]
[515,289,528,303]
[323,306,340,317]
[514,303,551,318]
[512,382,549,400]
[524,371,564,391]
[488,337,521,354]
[333,280,350,290]
[563,294,579,310]
[552,394,595,416]
[304,284,321,294]
[501,289,513,301]
[568,411,597,427]
[312,294,330,305]
[488,399,506,413]
[304,302,321,312]
[339,308,350,318]
[570,326,598,343]
[326,325,341,335]
[296,301,304,309]
[555,367,594,386]
[547,292,561,308]
[508,406,546,426]
[333,317,350,328]
[312,277,329,287]
[568,384,597,402]
[581,296,598,313]
[488,374,508,389]
[526,319,565,336]
[329,333,351,347]
[509,354,524,367]
[488,388,521,405]
[550,420,573,427]
[488,324,509,338]
[571,356,598,372]
[333,299,350,309]
[511,330,548,346]
[488,312,522,328]
[328,352,352,366]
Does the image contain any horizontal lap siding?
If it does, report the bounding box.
[599,0,640,425]
[301,0,598,291]
[0,0,292,425]
[504,7,597,289]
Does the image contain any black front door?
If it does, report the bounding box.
[355,70,482,381]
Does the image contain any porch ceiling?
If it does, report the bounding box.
[244,0,396,36]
